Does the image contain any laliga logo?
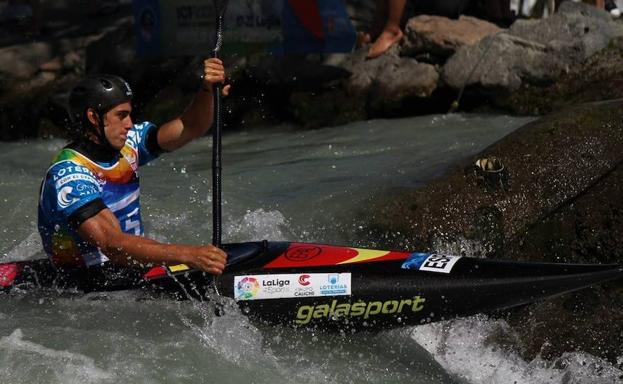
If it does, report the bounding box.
[298,274,311,286]
[236,277,260,300]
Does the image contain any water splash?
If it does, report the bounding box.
[175,296,311,383]
[225,208,294,242]
[178,296,272,366]
[410,315,623,384]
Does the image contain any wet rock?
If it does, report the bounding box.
[496,150,623,362]
[401,15,501,63]
[503,285,623,364]
[365,99,623,257]
[365,99,623,362]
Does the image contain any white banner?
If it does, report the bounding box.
[234,272,352,301]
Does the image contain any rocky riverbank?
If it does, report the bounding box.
[2,2,623,139]
[361,44,623,368]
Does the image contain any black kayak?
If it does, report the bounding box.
[1,241,622,330]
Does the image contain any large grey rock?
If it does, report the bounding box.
[402,15,501,61]
[443,33,568,91]
[442,2,623,92]
[510,1,623,62]
[498,35,623,115]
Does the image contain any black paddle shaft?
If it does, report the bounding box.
[212,0,227,248]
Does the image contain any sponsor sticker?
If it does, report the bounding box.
[57,186,79,209]
[402,253,461,274]
[234,273,352,301]
[55,173,98,189]
[284,246,322,262]
[169,264,190,273]
[236,276,261,300]
[294,296,426,325]
[53,165,91,181]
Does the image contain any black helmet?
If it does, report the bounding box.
[68,74,133,132]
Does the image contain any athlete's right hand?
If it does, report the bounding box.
[186,245,228,275]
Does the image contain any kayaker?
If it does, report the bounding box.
[37,58,229,275]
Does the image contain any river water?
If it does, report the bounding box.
[1,114,621,383]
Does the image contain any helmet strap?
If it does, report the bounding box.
[85,109,117,154]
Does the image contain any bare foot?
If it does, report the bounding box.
[366,28,403,59]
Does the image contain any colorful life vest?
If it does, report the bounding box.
[38,122,160,267]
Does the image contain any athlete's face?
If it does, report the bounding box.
[102,102,133,150]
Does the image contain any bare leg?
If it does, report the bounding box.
[358,0,385,47]
[367,0,406,59]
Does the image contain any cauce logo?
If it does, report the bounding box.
[298,274,311,286]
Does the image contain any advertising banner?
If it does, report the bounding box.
[133,0,355,57]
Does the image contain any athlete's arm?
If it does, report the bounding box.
[156,58,230,152]
[77,208,227,274]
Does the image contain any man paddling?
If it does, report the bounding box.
[37,59,229,276]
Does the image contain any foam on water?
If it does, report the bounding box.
[411,315,623,384]
[178,296,268,365]
[0,329,114,383]
[2,231,42,261]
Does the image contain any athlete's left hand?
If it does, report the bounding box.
[202,58,230,96]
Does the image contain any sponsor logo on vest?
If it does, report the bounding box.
[58,186,79,209]
[294,296,426,325]
[53,165,91,181]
